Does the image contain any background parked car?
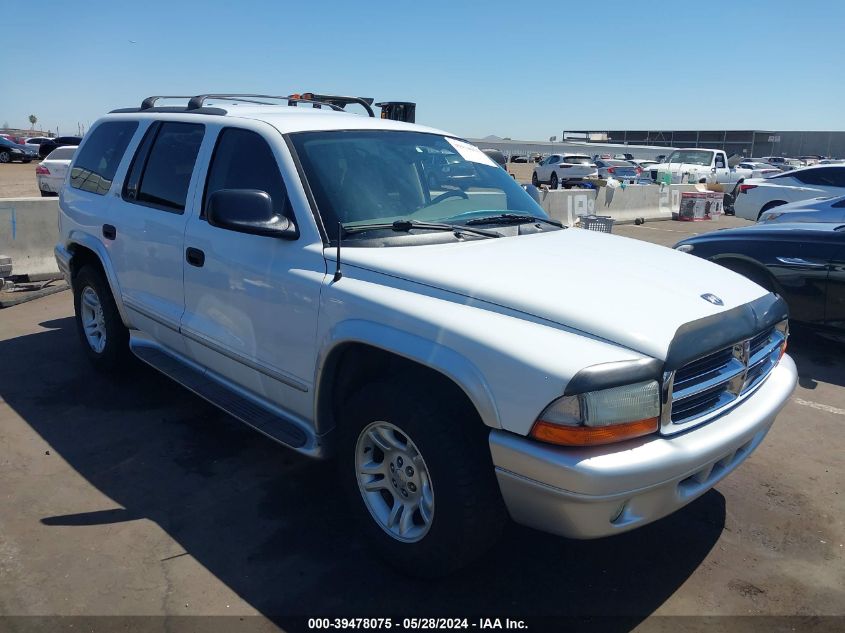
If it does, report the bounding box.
[38,135,83,159]
[761,156,803,171]
[480,148,508,170]
[629,159,659,170]
[531,154,598,188]
[594,158,640,182]
[0,136,36,163]
[758,194,845,224]
[675,222,845,333]
[509,155,528,163]
[734,165,845,220]
[736,161,782,178]
[35,145,77,197]
[24,136,51,156]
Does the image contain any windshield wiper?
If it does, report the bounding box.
[462,213,563,228]
[341,219,501,238]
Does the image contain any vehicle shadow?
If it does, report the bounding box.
[786,326,845,390]
[0,317,726,628]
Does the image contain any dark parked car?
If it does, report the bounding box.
[39,135,83,159]
[674,222,845,332]
[480,148,507,169]
[0,137,36,163]
[509,155,528,163]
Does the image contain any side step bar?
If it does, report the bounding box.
[131,343,310,450]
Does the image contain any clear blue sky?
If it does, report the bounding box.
[3,0,843,139]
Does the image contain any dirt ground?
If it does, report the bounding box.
[0,161,42,198]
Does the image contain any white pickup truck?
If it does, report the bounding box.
[649,148,753,187]
[55,94,797,577]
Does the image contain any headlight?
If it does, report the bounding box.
[11,148,22,154]
[675,244,694,253]
[531,380,661,446]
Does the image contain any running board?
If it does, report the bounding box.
[131,343,309,450]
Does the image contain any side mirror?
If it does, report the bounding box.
[206,189,298,240]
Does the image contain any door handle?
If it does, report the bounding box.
[102,224,116,240]
[185,247,205,267]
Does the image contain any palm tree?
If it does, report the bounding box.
[28,114,37,130]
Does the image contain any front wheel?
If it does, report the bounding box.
[0,151,10,164]
[531,171,539,187]
[338,378,506,577]
[550,172,559,189]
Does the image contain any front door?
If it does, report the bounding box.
[180,123,325,419]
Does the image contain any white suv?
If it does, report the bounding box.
[56,93,797,576]
[531,154,598,188]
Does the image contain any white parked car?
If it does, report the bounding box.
[760,156,804,171]
[758,194,845,224]
[734,165,845,220]
[35,146,77,197]
[55,93,796,576]
[25,136,50,156]
[532,154,598,188]
[736,161,781,179]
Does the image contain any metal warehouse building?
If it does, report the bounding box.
[582,130,845,159]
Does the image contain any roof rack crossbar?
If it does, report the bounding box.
[297,93,375,117]
[141,96,195,110]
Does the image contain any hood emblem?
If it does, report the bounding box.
[701,293,724,306]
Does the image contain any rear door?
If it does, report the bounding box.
[180,123,325,416]
[107,120,206,352]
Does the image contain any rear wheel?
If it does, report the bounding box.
[337,377,506,577]
[40,190,57,197]
[550,172,559,189]
[73,265,130,371]
[0,151,10,164]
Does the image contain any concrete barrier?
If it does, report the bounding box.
[0,198,60,277]
[538,184,701,226]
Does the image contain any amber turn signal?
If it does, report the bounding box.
[530,417,659,447]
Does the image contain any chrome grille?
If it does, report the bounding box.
[663,325,786,433]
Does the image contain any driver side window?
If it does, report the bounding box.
[202,127,291,221]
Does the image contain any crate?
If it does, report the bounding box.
[578,214,614,233]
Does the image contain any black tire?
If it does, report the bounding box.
[337,377,506,577]
[550,172,559,189]
[758,200,787,221]
[0,151,10,164]
[40,190,58,197]
[531,171,539,187]
[72,265,130,371]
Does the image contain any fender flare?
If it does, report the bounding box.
[66,230,130,325]
[314,319,501,432]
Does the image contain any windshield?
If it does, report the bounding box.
[290,130,548,242]
[666,150,714,166]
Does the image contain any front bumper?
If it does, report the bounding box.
[490,354,797,539]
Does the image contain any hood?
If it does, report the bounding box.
[340,230,768,360]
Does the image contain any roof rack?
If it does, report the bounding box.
[117,93,381,118]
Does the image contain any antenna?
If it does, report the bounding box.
[333,222,343,282]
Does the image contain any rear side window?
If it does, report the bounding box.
[202,127,289,219]
[123,122,204,213]
[70,121,138,195]
[795,168,845,188]
[47,147,76,160]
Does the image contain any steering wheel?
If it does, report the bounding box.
[428,189,469,206]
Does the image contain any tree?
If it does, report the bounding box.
[28,114,37,129]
